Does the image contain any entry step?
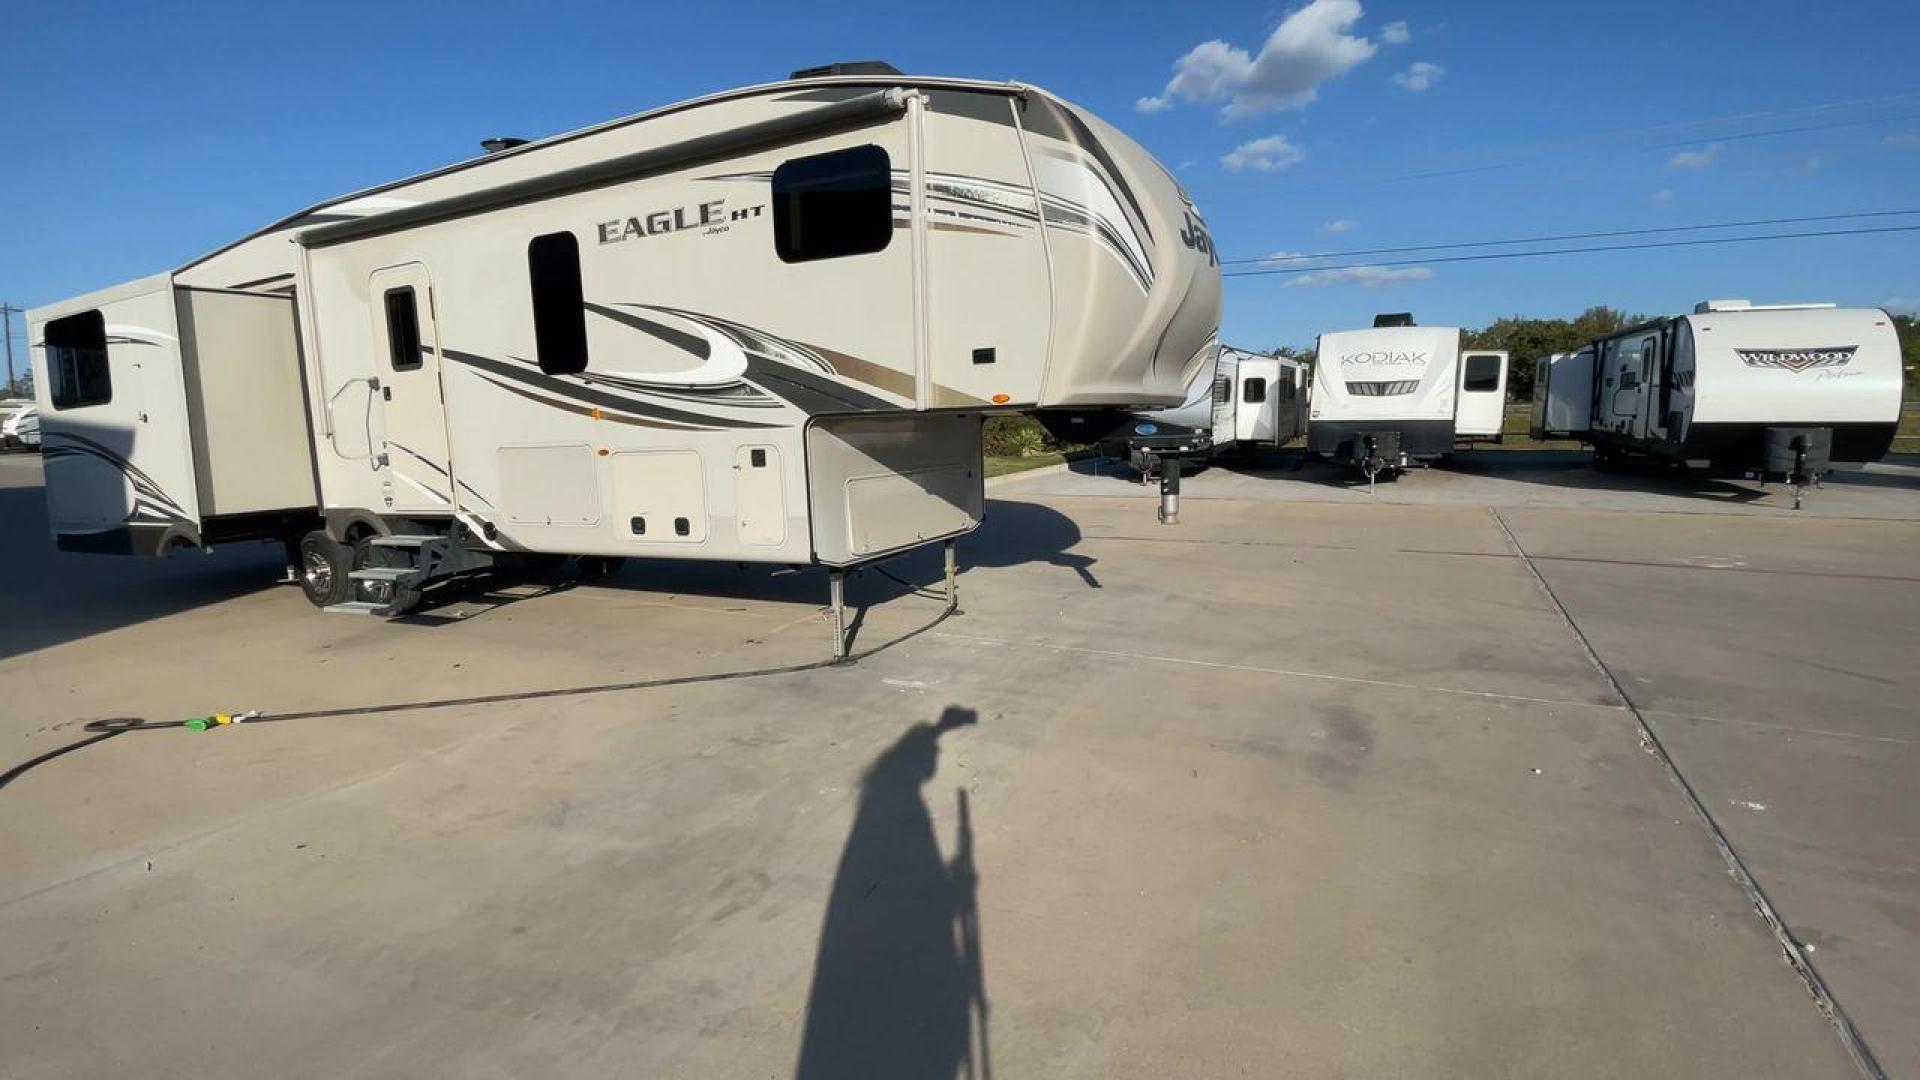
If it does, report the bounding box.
[371,535,436,549]
[348,566,415,582]
[322,600,391,616]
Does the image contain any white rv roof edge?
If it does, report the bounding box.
[25,271,174,325]
[297,86,917,249]
[177,74,1032,275]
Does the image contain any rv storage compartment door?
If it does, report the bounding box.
[33,275,203,555]
[805,413,983,566]
[175,287,317,518]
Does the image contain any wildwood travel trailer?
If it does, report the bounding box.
[1308,315,1508,485]
[28,65,1221,652]
[1530,299,1903,506]
[1065,345,1305,477]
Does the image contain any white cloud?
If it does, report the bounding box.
[1667,142,1723,169]
[1221,135,1308,173]
[1391,61,1444,92]
[1649,188,1673,204]
[1146,0,1378,120]
[1176,160,1196,171]
[1284,265,1433,288]
[1317,217,1356,233]
[1885,296,1918,314]
[1381,20,1410,44]
[1883,130,1920,147]
[1259,250,1314,267]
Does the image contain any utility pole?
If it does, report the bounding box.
[0,303,20,397]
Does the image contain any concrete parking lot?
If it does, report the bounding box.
[3,449,1916,1078]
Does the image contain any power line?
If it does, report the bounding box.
[1221,223,1920,279]
[1307,93,1920,188]
[1220,208,1920,267]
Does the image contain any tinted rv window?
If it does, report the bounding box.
[46,310,111,410]
[528,231,588,375]
[1242,377,1267,404]
[1463,354,1502,392]
[383,288,422,371]
[772,144,893,263]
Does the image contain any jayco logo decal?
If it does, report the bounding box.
[1178,210,1216,266]
[1737,347,1856,372]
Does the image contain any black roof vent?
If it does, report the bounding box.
[789,60,903,80]
[480,137,529,155]
[1372,312,1415,328]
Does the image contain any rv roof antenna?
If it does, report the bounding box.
[480,137,529,155]
[788,60,903,80]
[1373,312,1415,328]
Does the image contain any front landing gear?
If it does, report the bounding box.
[828,539,960,660]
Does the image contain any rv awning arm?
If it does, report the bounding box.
[298,87,912,249]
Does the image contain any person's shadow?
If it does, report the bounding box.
[795,706,991,1080]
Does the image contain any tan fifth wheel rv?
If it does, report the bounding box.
[28,64,1221,646]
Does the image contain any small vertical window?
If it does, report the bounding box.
[1242,377,1267,404]
[1463,354,1502,392]
[1213,376,1231,405]
[529,231,588,375]
[384,288,422,371]
[771,144,893,263]
[46,310,112,410]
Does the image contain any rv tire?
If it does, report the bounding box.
[297,531,353,608]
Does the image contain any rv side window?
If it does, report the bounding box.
[383,288,422,371]
[1242,377,1267,404]
[771,144,893,263]
[529,231,588,375]
[46,309,111,410]
[1463,354,1501,392]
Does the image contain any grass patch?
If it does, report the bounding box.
[985,450,1083,477]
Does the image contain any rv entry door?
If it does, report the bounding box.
[1455,352,1508,438]
[368,263,455,514]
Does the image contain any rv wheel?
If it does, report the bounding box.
[297,530,353,608]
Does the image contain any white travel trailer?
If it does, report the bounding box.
[0,399,36,450]
[2,403,40,451]
[1308,314,1508,482]
[1530,299,1903,504]
[28,65,1220,648]
[1206,347,1307,459]
[1059,345,1304,476]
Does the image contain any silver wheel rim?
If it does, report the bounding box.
[303,550,334,595]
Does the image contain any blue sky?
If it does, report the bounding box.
[3,0,1918,353]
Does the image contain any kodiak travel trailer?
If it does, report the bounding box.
[1308,314,1508,485]
[1530,299,1903,506]
[28,66,1221,652]
[1074,345,1305,477]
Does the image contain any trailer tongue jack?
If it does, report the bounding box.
[1157,457,1182,525]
